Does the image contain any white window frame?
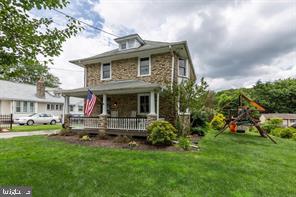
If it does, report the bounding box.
[138,55,151,77]
[178,58,189,78]
[137,93,150,115]
[15,101,35,113]
[101,62,112,80]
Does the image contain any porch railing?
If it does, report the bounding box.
[107,117,147,131]
[69,117,99,129]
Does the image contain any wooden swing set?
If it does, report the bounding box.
[215,93,277,144]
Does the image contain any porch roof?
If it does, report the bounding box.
[61,80,162,98]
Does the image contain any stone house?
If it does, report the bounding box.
[0,79,83,120]
[62,34,196,136]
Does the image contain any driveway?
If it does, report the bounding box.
[0,130,59,139]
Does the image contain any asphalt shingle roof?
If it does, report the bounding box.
[62,80,162,96]
[70,40,185,64]
[0,80,63,103]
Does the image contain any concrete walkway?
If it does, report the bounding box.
[0,130,59,139]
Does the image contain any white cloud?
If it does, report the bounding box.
[50,32,114,89]
[46,0,296,91]
[93,0,296,90]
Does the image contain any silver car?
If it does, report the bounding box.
[14,113,60,125]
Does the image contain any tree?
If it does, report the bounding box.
[0,0,83,87]
[214,78,296,114]
[161,78,209,135]
[0,63,60,87]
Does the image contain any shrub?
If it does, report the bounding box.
[78,131,89,138]
[292,133,296,141]
[128,141,138,148]
[113,135,131,143]
[210,113,225,130]
[271,128,282,137]
[279,128,296,139]
[248,126,258,133]
[80,135,91,141]
[191,126,208,136]
[178,137,191,151]
[261,118,283,133]
[147,120,177,145]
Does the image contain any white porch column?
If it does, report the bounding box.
[102,94,107,115]
[64,96,70,114]
[149,91,156,115]
[62,96,70,125]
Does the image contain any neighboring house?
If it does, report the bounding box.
[0,80,84,119]
[260,113,296,127]
[62,34,196,135]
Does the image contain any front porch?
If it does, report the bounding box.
[62,80,163,136]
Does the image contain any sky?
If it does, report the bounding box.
[37,0,296,91]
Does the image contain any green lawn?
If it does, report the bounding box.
[0,132,295,196]
[11,124,62,132]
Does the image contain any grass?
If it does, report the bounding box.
[0,131,295,196]
[11,124,62,132]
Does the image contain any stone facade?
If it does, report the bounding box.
[83,50,196,131]
[85,52,173,86]
[98,114,107,136]
[108,94,137,117]
[147,114,157,127]
[63,114,71,130]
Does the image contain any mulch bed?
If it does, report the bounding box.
[49,133,201,152]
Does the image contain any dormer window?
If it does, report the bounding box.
[120,43,126,50]
[115,34,145,51]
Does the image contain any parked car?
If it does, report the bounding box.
[291,122,296,129]
[14,113,60,125]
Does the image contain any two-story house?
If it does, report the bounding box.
[62,34,196,136]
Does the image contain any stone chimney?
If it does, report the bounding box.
[36,78,45,98]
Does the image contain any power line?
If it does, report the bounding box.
[53,9,119,38]
[49,67,84,72]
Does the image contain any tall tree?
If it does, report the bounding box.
[0,0,83,87]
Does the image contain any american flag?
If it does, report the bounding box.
[84,89,97,117]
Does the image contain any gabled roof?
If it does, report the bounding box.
[114,33,145,45]
[69,39,184,65]
[261,113,296,120]
[0,80,62,103]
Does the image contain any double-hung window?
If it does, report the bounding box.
[16,101,21,113]
[15,101,34,113]
[178,58,187,77]
[138,94,150,114]
[29,102,34,113]
[102,63,111,80]
[139,57,150,76]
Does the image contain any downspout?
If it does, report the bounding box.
[169,45,175,89]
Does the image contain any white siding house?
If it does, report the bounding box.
[0,80,83,119]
